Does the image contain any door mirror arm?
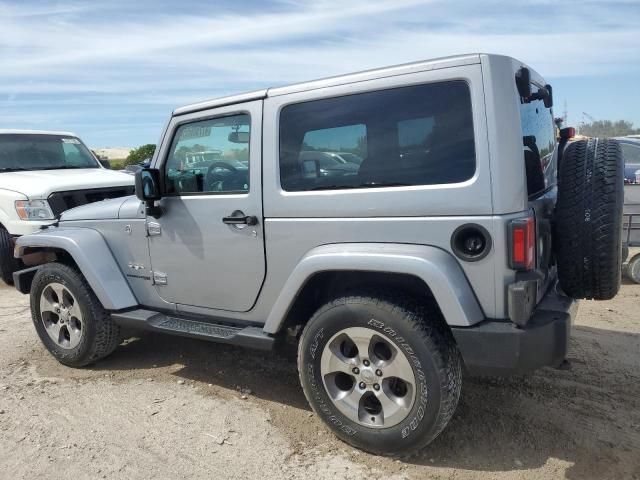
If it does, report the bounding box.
[145,201,163,219]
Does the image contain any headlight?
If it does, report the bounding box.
[15,200,55,221]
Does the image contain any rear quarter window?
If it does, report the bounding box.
[519,85,557,197]
[279,81,476,192]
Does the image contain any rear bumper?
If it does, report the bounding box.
[451,286,576,376]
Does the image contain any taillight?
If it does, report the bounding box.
[509,216,535,271]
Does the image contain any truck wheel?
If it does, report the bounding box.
[556,138,623,300]
[30,262,120,367]
[626,254,640,284]
[0,227,21,285]
[297,292,462,457]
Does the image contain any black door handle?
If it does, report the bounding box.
[222,214,258,226]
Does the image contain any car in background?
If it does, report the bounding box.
[299,151,359,177]
[123,159,152,175]
[0,129,134,284]
[327,151,363,165]
[615,137,640,184]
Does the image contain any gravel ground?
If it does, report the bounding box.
[0,281,639,480]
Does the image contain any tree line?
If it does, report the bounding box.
[579,120,640,138]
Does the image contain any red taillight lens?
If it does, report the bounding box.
[559,127,575,140]
[509,216,535,270]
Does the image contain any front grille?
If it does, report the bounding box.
[48,186,135,217]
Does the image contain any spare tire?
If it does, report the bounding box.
[555,138,623,300]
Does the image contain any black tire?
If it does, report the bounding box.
[0,226,21,285]
[30,262,120,367]
[555,138,623,300]
[297,292,462,457]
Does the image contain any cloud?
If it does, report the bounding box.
[0,0,639,144]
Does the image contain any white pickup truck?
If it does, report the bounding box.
[0,130,134,284]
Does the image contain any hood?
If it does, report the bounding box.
[60,196,130,221]
[0,168,134,199]
[60,195,143,221]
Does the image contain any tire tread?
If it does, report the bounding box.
[31,262,120,367]
[556,138,623,300]
[297,290,462,458]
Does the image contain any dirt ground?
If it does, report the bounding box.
[0,282,638,480]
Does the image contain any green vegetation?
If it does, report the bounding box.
[109,159,127,170]
[579,120,640,138]
[125,144,156,167]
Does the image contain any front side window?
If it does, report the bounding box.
[0,135,98,172]
[279,81,476,192]
[164,114,250,195]
[519,85,557,197]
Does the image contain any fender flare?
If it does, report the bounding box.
[14,228,137,310]
[263,243,485,334]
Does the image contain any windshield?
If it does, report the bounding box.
[0,134,99,172]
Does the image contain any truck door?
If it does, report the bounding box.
[147,100,265,312]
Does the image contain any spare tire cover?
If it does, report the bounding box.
[555,138,623,300]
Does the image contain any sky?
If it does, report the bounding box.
[1,0,639,147]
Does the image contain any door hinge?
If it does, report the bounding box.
[152,271,168,285]
[146,221,161,236]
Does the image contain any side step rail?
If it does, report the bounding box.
[111,309,275,351]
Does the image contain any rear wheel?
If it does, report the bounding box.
[0,227,20,285]
[555,138,623,300]
[297,292,461,457]
[30,263,120,367]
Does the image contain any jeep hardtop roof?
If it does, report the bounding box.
[175,53,539,117]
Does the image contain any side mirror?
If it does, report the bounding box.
[515,67,532,99]
[135,168,163,218]
[135,168,162,201]
[98,159,111,169]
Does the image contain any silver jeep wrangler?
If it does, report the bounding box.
[13,54,623,456]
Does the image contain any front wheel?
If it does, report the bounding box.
[30,263,120,367]
[297,293,462,457]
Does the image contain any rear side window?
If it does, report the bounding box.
[519,85,557,197]
[279,81,476,192]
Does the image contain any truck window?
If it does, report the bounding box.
[279,81,476,191]
[519,85,557,197]
[164,114,250,195]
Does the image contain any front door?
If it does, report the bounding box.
[147,100,265,312]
